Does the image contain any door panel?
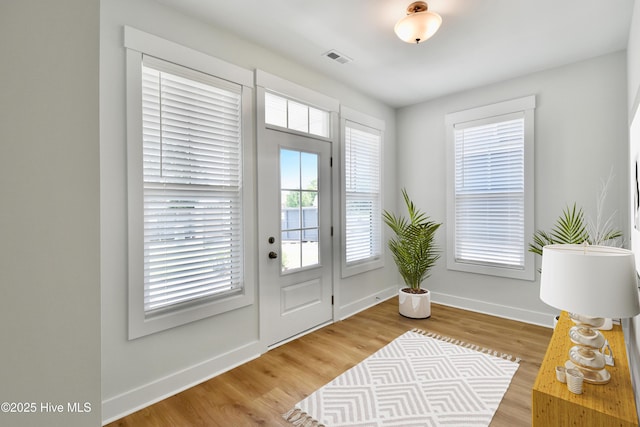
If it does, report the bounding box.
[281,278,322,315]
[258,129,333,346]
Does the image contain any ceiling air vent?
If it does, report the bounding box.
[323,50,353,65]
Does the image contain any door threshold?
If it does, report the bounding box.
[267,319,334,350]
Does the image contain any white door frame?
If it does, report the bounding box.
[255,71,340,348]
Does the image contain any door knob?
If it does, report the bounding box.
[268,251,278,259]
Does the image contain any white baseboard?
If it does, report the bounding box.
[337,286,396,320]
[102,289,552,424]
[430,291,555,328]
[101,340,262,425]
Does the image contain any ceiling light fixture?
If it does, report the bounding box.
[394,1,442,44]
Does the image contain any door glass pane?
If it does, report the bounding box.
[281,190,301,227]
[281,149,300,189]
[280,148,319,272]
[300,152,317,190]
[282,231,301,271]
[301,241,319,267]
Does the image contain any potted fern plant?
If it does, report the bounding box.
[530,174,622,256]
[383,189,441,318]
[529,177,622,328]
[529,203,592,256]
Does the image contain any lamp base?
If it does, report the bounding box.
[565,360,611,384]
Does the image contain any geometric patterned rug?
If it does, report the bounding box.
[283,329,520,427]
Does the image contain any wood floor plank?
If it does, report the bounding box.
[106,298,552,426]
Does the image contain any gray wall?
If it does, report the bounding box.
[3,1,630,424]
[100,0,397,422]
[626,1,640,419]
[0,1,101,426]
[396,51,629,326]
[630,1,640,117]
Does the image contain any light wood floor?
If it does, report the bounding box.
[106,298,553,426]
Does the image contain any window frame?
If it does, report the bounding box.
[340,106,385,278]
[125,27,256,339]
[445,95,535,281]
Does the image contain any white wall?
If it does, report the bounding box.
[397,51,629,326]
[100,0,397,422]
[0,1,101,426]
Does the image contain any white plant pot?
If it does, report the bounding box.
[399,289,431,319]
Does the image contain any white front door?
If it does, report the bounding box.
[258,128,333,347]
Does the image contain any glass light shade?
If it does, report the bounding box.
[394,11,442,44]
[540,244,640,318]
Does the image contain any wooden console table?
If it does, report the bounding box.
[532,311,639,427]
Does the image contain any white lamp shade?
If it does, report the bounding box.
[540,244,640,318]
[394,11,442,43]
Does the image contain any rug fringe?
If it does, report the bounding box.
[283,408,326,427]
[411,328,522,363]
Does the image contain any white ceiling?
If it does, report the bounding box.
[155,0,634,108]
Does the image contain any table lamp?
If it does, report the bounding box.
[540,243,640,384]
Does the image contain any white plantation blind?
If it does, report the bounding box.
[454,115,525,269]
[141,55,243,314]
[264,91,330,138]
[345,121,382,264]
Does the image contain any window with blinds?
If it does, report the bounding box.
[446,96,535,280]
[141,56,244,314]
[453,116,525,269]
[344,121,382,266]
[265,92,330,138]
